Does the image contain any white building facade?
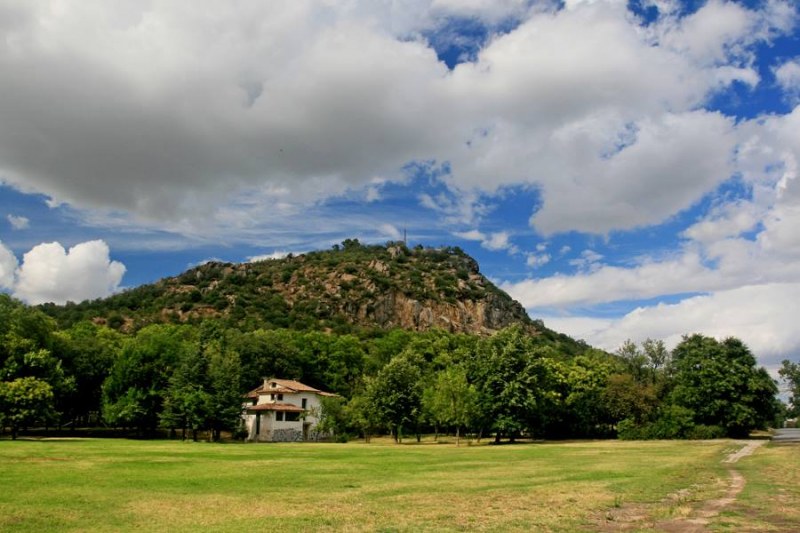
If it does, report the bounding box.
[243,378,335,442]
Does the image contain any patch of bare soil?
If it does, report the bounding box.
[593,440,765,533]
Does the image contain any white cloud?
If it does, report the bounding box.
[568,249,604,272]
[455,229,517,253]
[0,0,794,239]
[378,223,403,241]
[7,214,30,230]
[13,240,126,305]
[540,283,800,369]
[0,241,18,290]
[248,251,303,262]
[775,57,800,103]
[526,253,550,268]
[504,250,716,308]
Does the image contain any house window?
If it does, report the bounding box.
[285,412,300,422]
[270,394,275,400]
[277,394,284,401]
[301,398,307,409]
[276,412,284,422]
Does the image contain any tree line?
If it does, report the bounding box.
[0,294,792,442]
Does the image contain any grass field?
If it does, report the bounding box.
[0,437,791,532]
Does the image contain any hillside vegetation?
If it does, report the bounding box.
[40,240,546,338]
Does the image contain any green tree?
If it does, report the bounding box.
[56,322,122,427]
[161,345,210,441]
[422,366,477,446]
[469,326,562,442]
[560,355,615,438]
[317,395,348,440]
[670,335,778,437]
[0,377,55,439]
[206,341,243,441]
[779,359,800,419]
[102,324,192,434]
[345,385,382,442]
[370,353,423,442]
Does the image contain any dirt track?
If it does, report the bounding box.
[596,440,766,532]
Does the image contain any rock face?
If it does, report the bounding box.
[54,241,537,335]
[358,291,530,334]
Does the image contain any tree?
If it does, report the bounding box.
[56,322,122,428]
[0,377,55,439]
[206,341,243,441]
[779,359,800,419]
[316,395,348,440]
[345,385,382,443]
[469,326,563,442]
[370,353,423,442]
[560,355,615,438]
[161,346,210,441]
[102,324,193,434]
[423,366,477,446]
[670,335,778,437]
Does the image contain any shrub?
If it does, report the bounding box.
[687,424,726,440]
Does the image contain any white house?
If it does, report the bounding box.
[243,378,336,442]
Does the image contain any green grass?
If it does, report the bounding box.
[712,442,800,532]
[0,437,736,532]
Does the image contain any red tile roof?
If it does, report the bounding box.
[244,378,337,399]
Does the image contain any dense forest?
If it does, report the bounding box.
[1,291,792,442]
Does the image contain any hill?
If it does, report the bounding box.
[42,240,552,338]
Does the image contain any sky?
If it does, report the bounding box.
[1,0,799,372]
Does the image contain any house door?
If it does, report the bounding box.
[303,422,311,442]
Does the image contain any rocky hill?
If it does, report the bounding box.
[42,240,540,336]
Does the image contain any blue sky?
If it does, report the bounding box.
[1,0,800,372]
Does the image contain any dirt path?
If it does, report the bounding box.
[596,440,766,532]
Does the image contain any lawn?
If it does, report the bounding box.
[0,437,754,532]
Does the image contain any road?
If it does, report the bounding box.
[772,428,800,444]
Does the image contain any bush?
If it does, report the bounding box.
[616,418,643,440]
[687,424,726,440]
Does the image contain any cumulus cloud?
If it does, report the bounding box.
[541,283,800,369]
[0,241,18,290]
[526,253,550,268]
[7,214,29,230]
[775,57,800,103]
[0,0,794,238]
[13,240,126,305]
[455,229,517,253]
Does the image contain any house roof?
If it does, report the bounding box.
[269,379,323,392]
[244,378,337,399]
[246,402,305,413]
